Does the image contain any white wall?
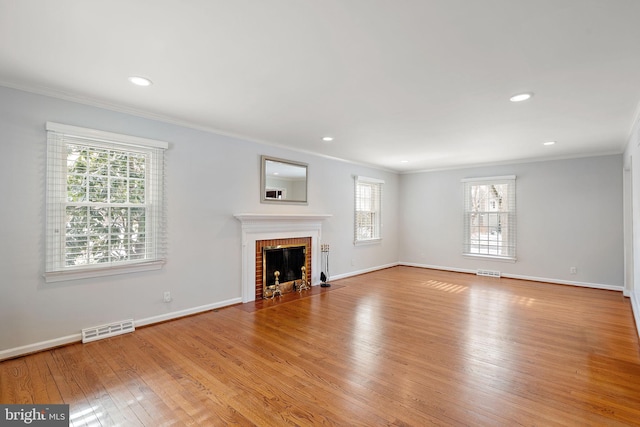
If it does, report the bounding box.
[1,83,631,356]
[0,86,399,356]
[623,116,640,334]
[399,156,624,289]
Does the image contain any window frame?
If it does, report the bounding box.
[354,175,384,245]
[462,175,516,262]
[45,122,168,282]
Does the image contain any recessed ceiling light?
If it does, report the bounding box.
[322,136,334,142]
[128,76,153,87]
[543,141,556,146]
[400,160,409,163]
[509,92,533,102]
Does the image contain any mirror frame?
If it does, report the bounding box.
[260,155,308,204]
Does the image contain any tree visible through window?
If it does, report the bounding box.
[46,122,168,281]
[64,144,148,265]
[463,176,516,259]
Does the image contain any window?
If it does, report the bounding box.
[354,176,383,244]
[463,175,516,260]
[45,122,168,282]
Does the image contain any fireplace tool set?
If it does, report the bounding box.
[320,244,331,287]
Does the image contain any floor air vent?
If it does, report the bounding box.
[476,269,501,278]
[82,319,135,343]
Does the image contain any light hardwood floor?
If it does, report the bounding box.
[2,266,640,426]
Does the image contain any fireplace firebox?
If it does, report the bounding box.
[255,237,311,299]
[263,245,306,297]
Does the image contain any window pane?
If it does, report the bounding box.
[89,176,108,202]
[67,174,87,202]
[129,179,145,203]
[66,206,88,235]
[110,178,128,203]
[67,145,87,174]
[464,178,515,258]
[129,154,146,179]
[88,149,109,175]
[110,151,128,177]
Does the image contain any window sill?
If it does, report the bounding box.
[354,238,382,246]
[463,253,516,263]
[44,260,165,283]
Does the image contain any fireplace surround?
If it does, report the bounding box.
[234,213,331,302]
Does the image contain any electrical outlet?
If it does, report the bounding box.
[570,267,577,274]
[163,291,171,302]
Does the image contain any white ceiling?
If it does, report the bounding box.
[1,0,640,172]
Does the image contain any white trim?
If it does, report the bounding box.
[233,213,331,222]
[0,297,242,361]
[399,262,624,291]
[46,121,168,149]
[354,175,385,184]
[134,298,242,328]
[463,254,516,263]
[329,262,399,281]
[461,175,516,183]
[631,292,640,338]
[354,238,382,246]
[44,261,165,283]
[0,334,81,361]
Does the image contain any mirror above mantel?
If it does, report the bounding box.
[261,155,308,204]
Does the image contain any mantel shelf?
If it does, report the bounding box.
[234,213,332,223]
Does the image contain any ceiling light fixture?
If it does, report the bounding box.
[322,136,334,142]
[400,160,409,163]
[543,141,556,146]
[128,76,153,87]
[509,92,533,102]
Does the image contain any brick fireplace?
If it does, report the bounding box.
[256,237,311,299]
[234,213,331,302]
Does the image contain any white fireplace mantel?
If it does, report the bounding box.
[234,213,332,302]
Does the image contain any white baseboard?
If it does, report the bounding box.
[401,262,476,275]
[329,262,400,281]
[134,297,242,328]
[631,291,640,338]
[399,262,624,292]
[0,297,243,361]
[0,334,81,361]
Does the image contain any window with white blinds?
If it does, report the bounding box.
[354,176,383,244]
[463,175,516,260]
[45,122,168,282]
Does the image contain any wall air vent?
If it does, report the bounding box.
[476,269,501,278]
[82,319,135,343]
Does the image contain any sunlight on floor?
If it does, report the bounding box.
[70,405,106,427]
[423,280,468,294]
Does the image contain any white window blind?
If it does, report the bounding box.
[45,122,168,282]
[354,176,383,244]
[463,175,516,260]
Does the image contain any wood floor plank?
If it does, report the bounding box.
[2,266,640,426]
